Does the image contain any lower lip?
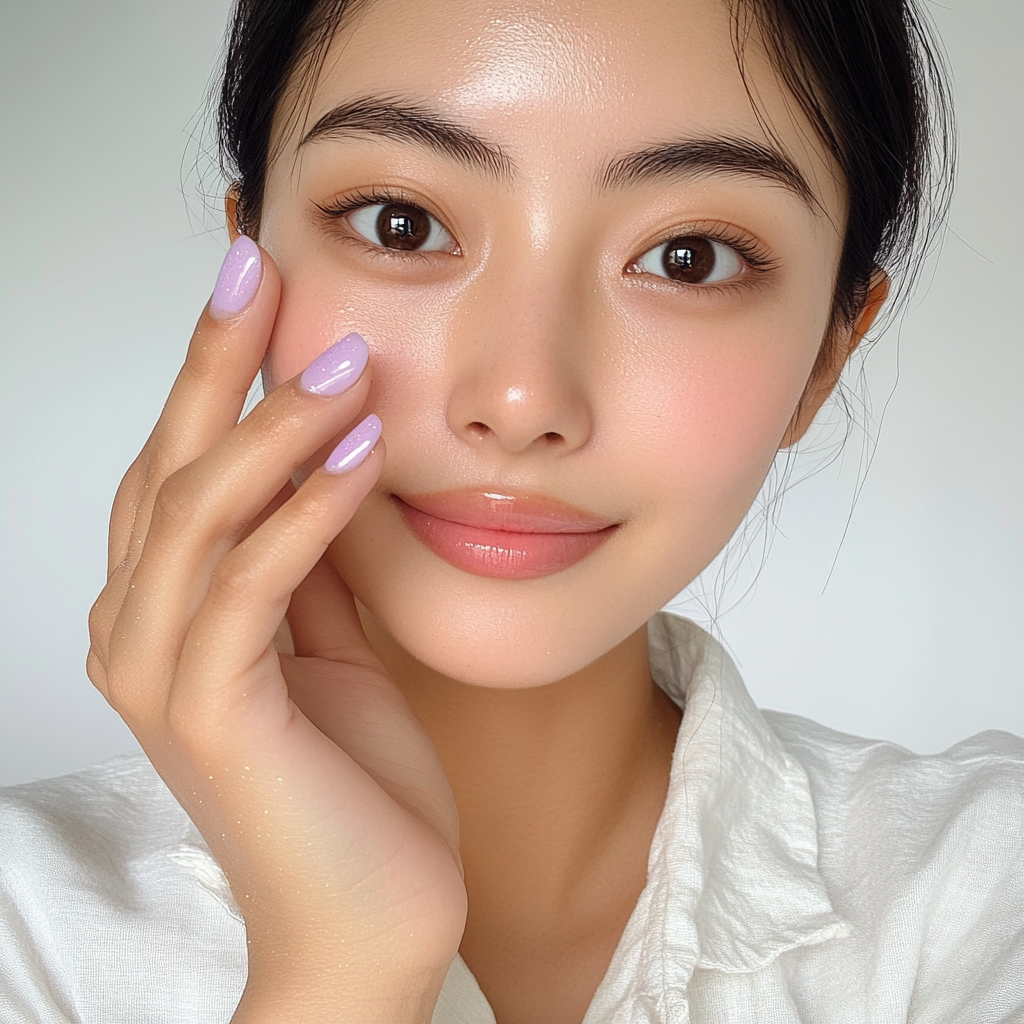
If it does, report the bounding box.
[396,499,615,579]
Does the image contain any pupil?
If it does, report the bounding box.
[662,236,715,283]
[377,203,430,250]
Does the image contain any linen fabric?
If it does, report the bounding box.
[1,613,1022,1023]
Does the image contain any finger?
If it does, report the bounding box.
[97,465,296,682]
[107,393,380,720]
[107,238,281,575]
[287,555,370,664]
[145,332,372,564]
[243,479,297,542]
[87,567,129,679]
[116,340,372,676]
[107,455,145,578]
[106,335,372,718]
[166,431,386,725]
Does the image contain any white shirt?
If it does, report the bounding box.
[2,613,1022,1023]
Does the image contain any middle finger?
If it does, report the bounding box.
[112,335,374,695]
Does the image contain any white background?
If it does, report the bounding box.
[1,0,1021,786]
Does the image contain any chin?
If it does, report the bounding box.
[328,498,673,689]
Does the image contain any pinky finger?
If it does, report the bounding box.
[169,416,384,723]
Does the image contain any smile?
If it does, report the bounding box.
[393,489,619,580]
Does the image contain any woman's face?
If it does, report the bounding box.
[258,0,847,687]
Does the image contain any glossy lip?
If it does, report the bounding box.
[393,489,619,579]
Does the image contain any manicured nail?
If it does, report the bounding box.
[209,236,261,320]
[299,333,369,396]
[325,415,382,474]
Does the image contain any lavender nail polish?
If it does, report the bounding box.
[209,236,261,319]
[299,333,369,396]
[325,415,382,474]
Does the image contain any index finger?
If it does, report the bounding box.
[108,236,281,575]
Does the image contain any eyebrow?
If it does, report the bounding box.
[300,96,514,183]
[599,136,816,207]
[301,96,816,209]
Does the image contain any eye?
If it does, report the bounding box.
[348,202,457,253]
[633,235,744,285]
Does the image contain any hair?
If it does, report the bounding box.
[217,0,954,344]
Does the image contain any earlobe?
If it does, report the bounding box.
[779,270,891,449]
[225,184,241,242]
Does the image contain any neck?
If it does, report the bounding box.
[358,610,682,922]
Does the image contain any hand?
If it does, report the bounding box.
[86,238,467,1023]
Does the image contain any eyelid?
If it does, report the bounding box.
[315,187,461,254]
[625,220,779,290]
[637,221,776,269]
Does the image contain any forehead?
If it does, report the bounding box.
[283,0,842,212]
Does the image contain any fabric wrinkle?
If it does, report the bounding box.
[1,612,1022,1024]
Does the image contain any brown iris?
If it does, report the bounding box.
[375,203,431,250]
[661,236,716,283]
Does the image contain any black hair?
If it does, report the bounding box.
[217,0,954,342]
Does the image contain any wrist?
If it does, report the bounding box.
[232,957,454,1024]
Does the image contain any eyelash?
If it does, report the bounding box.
[626,222,779,291]
[315,188,452,260]
[315,192,779,287]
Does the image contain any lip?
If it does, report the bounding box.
[394,489,618,579]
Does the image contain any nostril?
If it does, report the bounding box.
[543,431,564,445]
[466,421,491,440]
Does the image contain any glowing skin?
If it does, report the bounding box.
[233,0,878,1017]
[258,0,848,689]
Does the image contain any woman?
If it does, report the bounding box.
[1,0,1021,1022]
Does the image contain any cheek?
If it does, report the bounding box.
[613,305,825,555]
[261,255,461,398]
[666,345,802,486]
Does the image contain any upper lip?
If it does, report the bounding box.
[394,489,618,534]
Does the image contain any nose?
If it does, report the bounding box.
[444,271,594,456]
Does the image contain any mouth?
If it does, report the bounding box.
[393,489,619,580]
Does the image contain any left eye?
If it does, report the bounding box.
[348,202,456,253]
[633,235,744,285]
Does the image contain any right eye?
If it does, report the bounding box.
[348,202,458,253]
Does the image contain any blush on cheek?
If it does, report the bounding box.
[261,265,460,399]
[263,300,352,391]
[647,339,812,517]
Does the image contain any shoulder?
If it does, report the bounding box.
[764,713,1024,1016]
[763,711,1024,853]
[0,755,245,1023]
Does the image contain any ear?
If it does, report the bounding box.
[780,270,890,448]
[225,183,242,242]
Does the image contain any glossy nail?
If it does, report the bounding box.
[299,333,369,396]
[209,236,261,319]
[325,415,382,474]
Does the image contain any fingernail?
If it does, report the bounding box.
[325,414,382,474]
[209,236,262,320]
[299,333,369,396]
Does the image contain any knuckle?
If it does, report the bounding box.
[87,593,111,645]
[85,648,108,695]
[111,457,144,511]
[209,551,262,605]
[152,468,207,535]
[181,333,225,387]
[144,444,179,492]
[164,704,210,753]
[180,335,251,405]
[163,687,230,756]
[102,661,150,722]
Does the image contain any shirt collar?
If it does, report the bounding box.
[586,612,848,1021]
